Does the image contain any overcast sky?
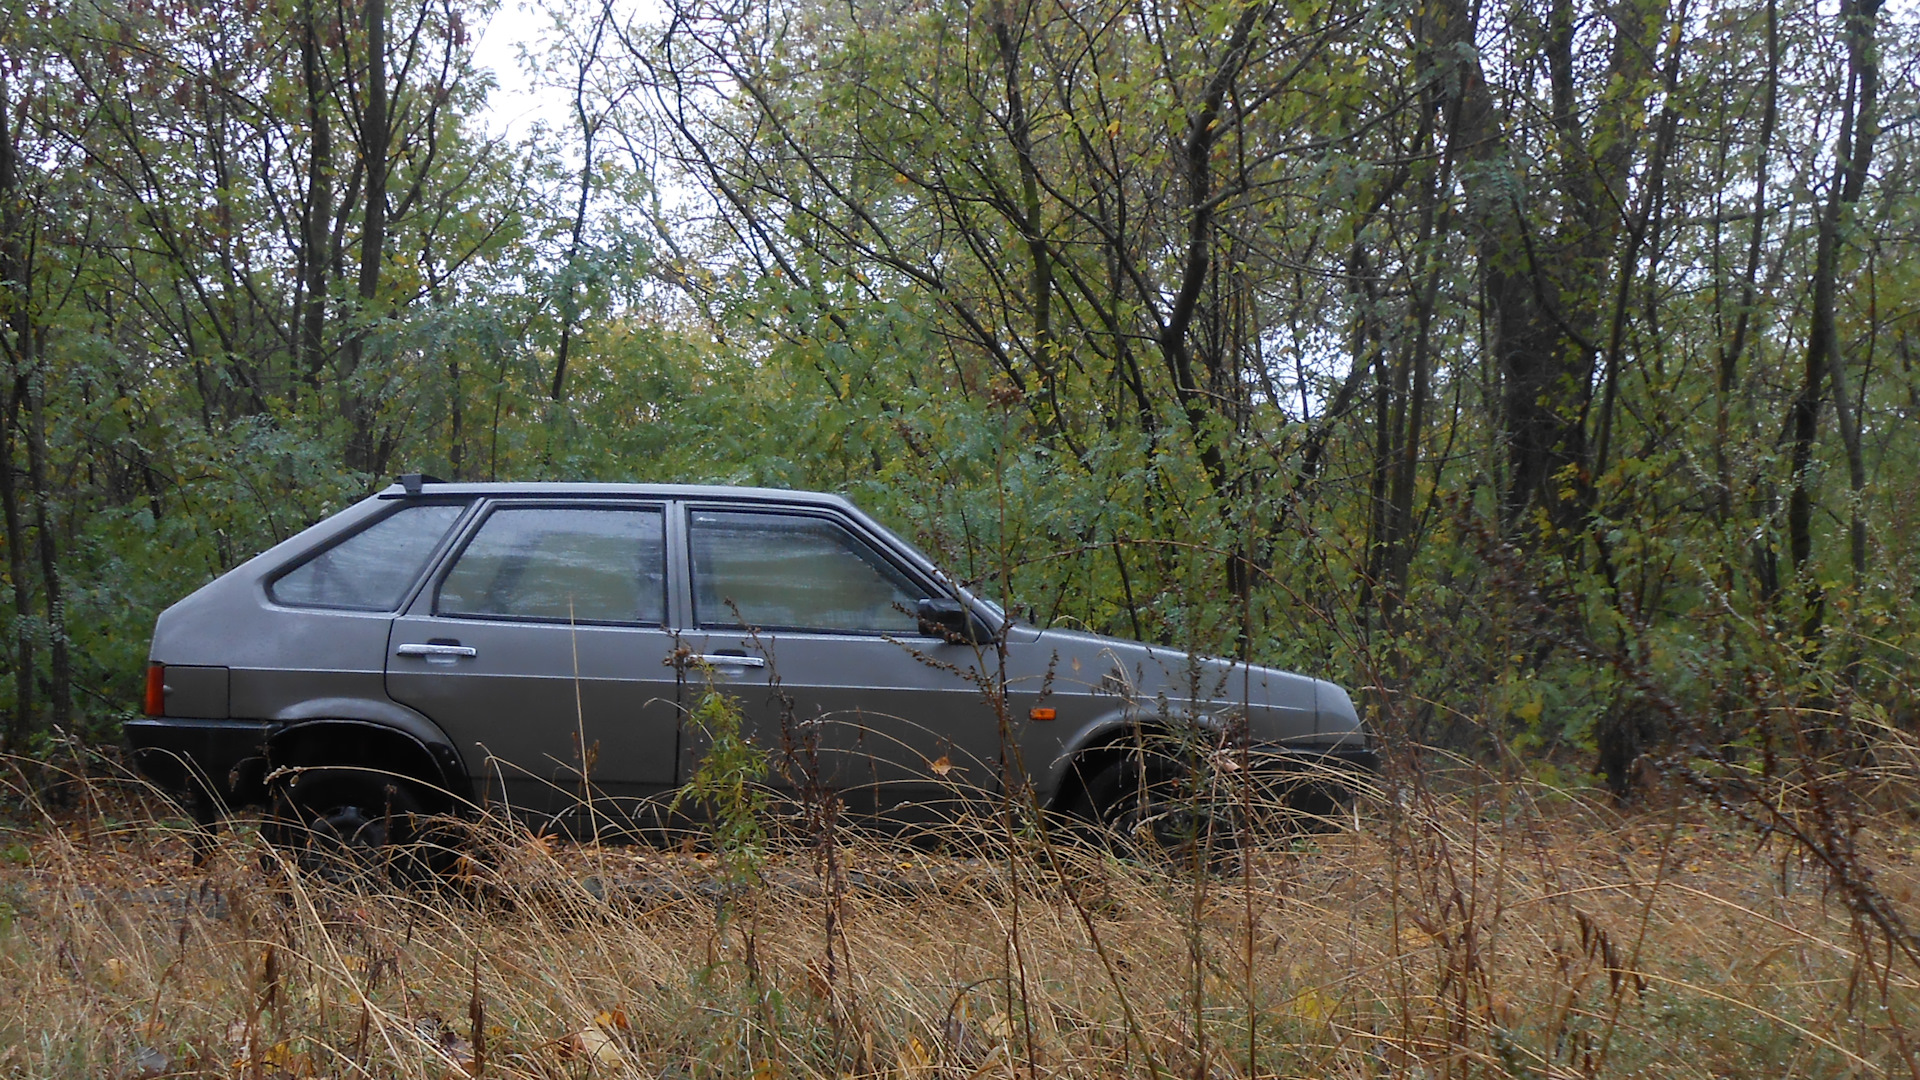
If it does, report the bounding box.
[471,1,558,140]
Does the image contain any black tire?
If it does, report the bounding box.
[1075,749,1240,860]
[265,769,437,884]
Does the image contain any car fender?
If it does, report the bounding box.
[263,700,472,804]
[1042,703,1223,804]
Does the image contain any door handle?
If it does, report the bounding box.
[686,653,766,669]
[395,643,478,659]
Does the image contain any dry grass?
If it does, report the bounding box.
[3,761,1919,1079]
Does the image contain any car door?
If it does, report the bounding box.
[678,506,996,819]
[386,501,684,822]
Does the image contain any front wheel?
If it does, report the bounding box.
[1076,750,1241,860]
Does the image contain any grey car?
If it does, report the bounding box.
[127,478,1374,848]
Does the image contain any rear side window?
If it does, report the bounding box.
[270,503,466,611]
[690,510,924,633]
[436,506,667,625]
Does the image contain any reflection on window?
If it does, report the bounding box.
[690,511,923,633]
[271,503,465,611]
[438,507,666,625]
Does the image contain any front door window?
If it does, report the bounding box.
[689,510,922,634]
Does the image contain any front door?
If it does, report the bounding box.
[677,507,995,821]
[387,503,684,825]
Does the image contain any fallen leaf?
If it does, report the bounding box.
[562,1024,623,1066]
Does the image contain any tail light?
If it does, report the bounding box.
[144,663,166,717]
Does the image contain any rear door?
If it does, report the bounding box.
[678,506,995,819]
[387,501,684,821]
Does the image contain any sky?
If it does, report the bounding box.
[470,1,560,141]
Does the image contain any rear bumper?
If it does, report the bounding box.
[124,718,275,806]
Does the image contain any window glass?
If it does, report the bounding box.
[271,503,465,611]
[437,507,666,625]
[690,511,923,633]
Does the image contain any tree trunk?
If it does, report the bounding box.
[1788,0,1881,630]
[0,69,36,751]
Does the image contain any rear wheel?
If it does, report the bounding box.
[265,769,437,883]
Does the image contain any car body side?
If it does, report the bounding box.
[127,482,1375,826]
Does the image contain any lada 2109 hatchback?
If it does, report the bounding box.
[127,478,1376,849]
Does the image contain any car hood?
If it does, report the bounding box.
[1014,627,1364,747]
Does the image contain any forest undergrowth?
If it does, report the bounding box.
[5,745,1920,1080]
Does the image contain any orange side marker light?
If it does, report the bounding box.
[1028,707,1057,722]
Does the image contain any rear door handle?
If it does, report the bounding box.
[395,643,478,659]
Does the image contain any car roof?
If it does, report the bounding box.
[375,480,859,511]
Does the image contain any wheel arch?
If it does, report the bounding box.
[1043,707,1213,815]
[264,715,472,812]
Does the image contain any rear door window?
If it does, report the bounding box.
[689,510,924,633]
[436,506,667,625]
[270,503,466,611]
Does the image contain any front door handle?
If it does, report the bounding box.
[395,643,478,659]
[686,653,766,669]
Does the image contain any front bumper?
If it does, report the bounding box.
[1267,742,1380,775]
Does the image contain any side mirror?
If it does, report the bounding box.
[915,597,987,644]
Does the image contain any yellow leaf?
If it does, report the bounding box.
[898,1034,934,1074]
[1292,989,1336,1023]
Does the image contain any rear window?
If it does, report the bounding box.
[269,503,466,611]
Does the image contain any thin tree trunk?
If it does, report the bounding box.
[1717,0,1778,527]
[551,8,611,403]
[1827,0,1880,590]
[448,354,464,479]
[1788,0,1881,628]
[22,372,68,734]
[345,0,388,469]
[1383,113,1453,614]
[0,393,32,752]
[298,0,335,385]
